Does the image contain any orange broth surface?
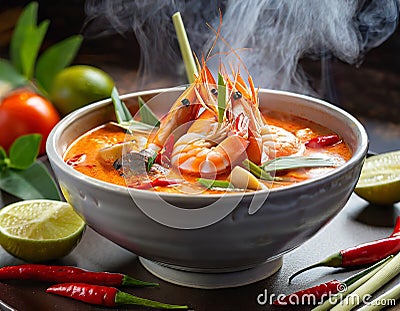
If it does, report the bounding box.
[64,110,352,193]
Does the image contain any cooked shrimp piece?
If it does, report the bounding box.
[171,109,249,178]
[225,72,265,164]
[260,125,305,163]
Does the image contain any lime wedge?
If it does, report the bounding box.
[355,151,400,205]
[0,200,85,262]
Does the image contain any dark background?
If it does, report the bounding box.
[1,2,400,311]
[2,0,400,153]
[1,0,399,116]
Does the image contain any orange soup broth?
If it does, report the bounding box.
[64,110,352,193]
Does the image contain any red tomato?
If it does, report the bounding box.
[0,91,60,155]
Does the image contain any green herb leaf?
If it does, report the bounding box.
[20,19,49,79]
[138,96,160,127]
[8,134,41,170]
[35,35,83,93]
[147,151,158,172]
[197,178,234,189]
[262,156,338,172]
[109,121,154,133]
[242,159,274,181]
[217,73,226,124]
[9,1,38,73]
[0,161,61,200]
[0,59,28,88]
[0,146,7,168]
[111,86,133,124]
[111,88,156,132]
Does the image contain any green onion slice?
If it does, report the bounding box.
[197,178,234,189]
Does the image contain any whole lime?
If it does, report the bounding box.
[50,65,114,116]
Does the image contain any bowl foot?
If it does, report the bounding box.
[139,257,283,289]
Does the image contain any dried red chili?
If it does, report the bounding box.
[46,283,188,309]
[289,234,400,282]
[0,264,158,287]
[305,134,341,148]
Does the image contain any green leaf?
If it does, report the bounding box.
[0,59,28,88]
[0,161,61,200]
[262,156,337,172]
[35,35,83,92]
[111,86,133,124]
[109,121,154,132]
[0,147,6,160]
[217,73,226,124]
[20,20,50,79]
[197,178,234,189]
[8,134,41,170]
[242,159,274,181]
[111,88,158,132]
[0,146,7,168]
[138,96,160,127]
[10,1,38,73]
[147,151,158,172]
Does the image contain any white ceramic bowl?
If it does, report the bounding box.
[47,88,368,287]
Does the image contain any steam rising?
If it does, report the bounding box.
[84,0,399,93]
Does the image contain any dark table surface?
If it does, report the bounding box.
[1,168,400,310]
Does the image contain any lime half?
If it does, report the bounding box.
[0,200,85,262]
[355,151,400,205]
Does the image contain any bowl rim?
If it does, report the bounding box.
[47,87,369,200]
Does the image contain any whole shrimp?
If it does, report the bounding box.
[170,71,258,178]
[226,71,304,164]
[146,64,216,153]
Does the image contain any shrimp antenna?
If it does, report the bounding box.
[205,11,252,78]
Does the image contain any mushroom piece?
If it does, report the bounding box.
[97,141,141,165]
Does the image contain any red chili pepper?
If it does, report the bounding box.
[155,134,175,167]
[289,234,400,282]
[131,178,180,189]
[305,134,341,148]
[274,280,342,305]
[66,153,86,166]
[46,283,188,309]
[390,216,400,237]
[276,256,391,305]
[0,264,158,287]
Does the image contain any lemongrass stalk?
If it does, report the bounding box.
[312,257,393,311]
[357,283,400,311]
[331,252,400,311]
[172,12,198,84]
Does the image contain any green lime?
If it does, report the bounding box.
[355,151,400,205]
[0,199,86,262]
[50,65,114,116]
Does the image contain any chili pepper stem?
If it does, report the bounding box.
[122,275,159,287]
[289,252,342,283]
[116,291,188,309]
